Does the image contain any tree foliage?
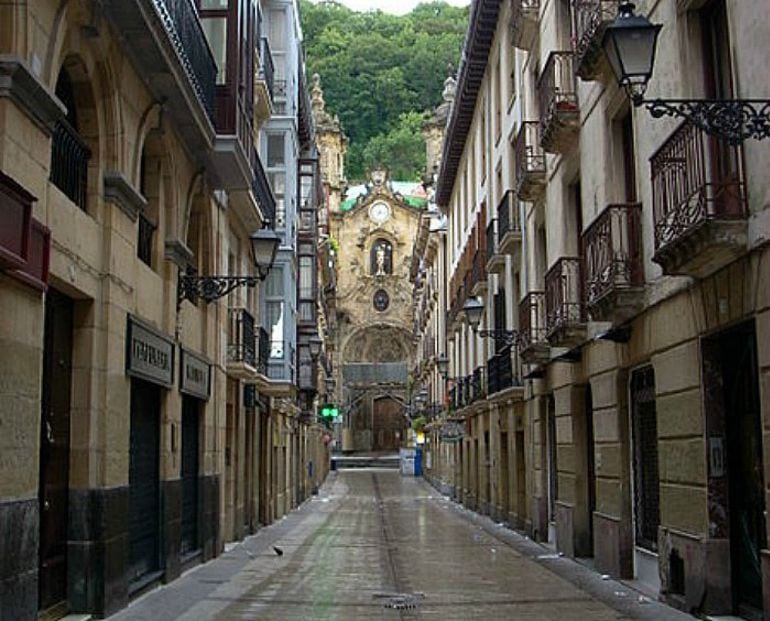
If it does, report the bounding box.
[300,1,468,181]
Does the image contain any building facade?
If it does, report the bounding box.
[427,0,769,619]
[0,1,329,619]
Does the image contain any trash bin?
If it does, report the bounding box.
[414,447,423,477]
[399,448,416,476]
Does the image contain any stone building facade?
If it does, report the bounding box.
[0,1,328,619]
[327,167,425,453]
[426,0,770,619]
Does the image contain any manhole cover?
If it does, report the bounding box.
[373,592,425,610]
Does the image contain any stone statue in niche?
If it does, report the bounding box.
[376,246,386,276]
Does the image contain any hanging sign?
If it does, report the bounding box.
[126,316,174,387]
[180,348,211,400]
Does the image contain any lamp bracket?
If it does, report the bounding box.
[178,273,261,307]
[636,97,770,145]
[475,328,519,346]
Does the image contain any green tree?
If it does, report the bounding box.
[361,112,427,181]
[299,0,468,181]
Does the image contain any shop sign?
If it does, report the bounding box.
[126,316,174,387]
[180,349,211,400]
[439,422,465,443]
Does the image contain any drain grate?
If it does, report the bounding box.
[373,592,424,610]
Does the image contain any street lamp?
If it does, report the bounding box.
[178,226,281,306]
[602,1,770,145]
[462,297,518,345]
[309,334,323,360]
[437,353,449,379]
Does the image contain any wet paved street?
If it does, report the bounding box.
[112,470,691,620]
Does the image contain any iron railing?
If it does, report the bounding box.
[257,327,269,375]
[228,307,256,368]
[252,149,276,225]
[487,343,518,396]
[497,190,520,245]
[572,0,616,77]
[259,37,275,101]
[50,119,90,210]
[537,52,578,146]
[472,248,487,288]
[545,257,586,334]
[486,219,498,259]
[154,0,217,117]
[514,121,546,200]
[650,122,746,252]
[137,214,156,267]
[583,203,643,305]
[519,291,547,351]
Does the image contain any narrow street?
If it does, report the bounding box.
[111,470,690,621]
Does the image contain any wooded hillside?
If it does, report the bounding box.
[300,1,469,181]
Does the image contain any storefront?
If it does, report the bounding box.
[125,317,174,592]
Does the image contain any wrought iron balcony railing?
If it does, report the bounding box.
[154,0,216,116]
[650,122,746,262]
[252,148,276,225]
[537,51,579,153]
[545,257,586,337]
[582,203,643,307]
[511,0,540,50]
[572,0,617,80]
[514,121,546,201]
[228,307,256,368]
[50,119,90,211]
[471,247,487,291]
[486,219,497,259]
[257,326,269,375]
[519,291,548,353]
[497,190,521,248]
[137,214,156,267]
[259,37,275,102]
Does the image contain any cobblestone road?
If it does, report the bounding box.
[112,470,693,620]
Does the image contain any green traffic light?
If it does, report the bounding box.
[320,404,338,418]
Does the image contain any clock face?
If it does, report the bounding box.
[373,289,390,312]
[369,201,391,224]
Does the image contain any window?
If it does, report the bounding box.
[265,266,284,358]
[137,146,158,268]
[371,238,393,275]
[267,133,285,167]
[51,68,90,211]
[200,18,227,84]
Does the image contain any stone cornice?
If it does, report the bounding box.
[164,239,194,269]
[0,55,66,135]
[104,172,147,221]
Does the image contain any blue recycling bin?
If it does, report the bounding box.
[414,447,423,476]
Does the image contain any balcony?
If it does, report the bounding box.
[485,219,505,274]
[102,0,216,158]
[471,248,488,297]
[227,307,257,379]
[582,203,644,324]
[651,122,747,278]
[0,170,33,271]
[545,258,587,348]
[573,0,617,80]
[50,119,90,211]
[254,37,275,126]
[511,0,540,50]
[229,148,275,231]
[497,190,522,256]
[514,122,546,202]
[487,344,523,398]
[519,292,549,363]
[537,52,579,154]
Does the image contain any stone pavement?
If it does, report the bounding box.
[110,470,695,620]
